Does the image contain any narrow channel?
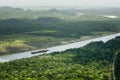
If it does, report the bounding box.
[0,33,120,62]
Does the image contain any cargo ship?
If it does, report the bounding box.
[31,49,48,54]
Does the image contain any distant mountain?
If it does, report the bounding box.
[49,8,120,16]
[0,6,25,12]
[49,9,76,15]
[0,6,120,19]
[69,8,120,15]
[0,6,52,19]
[0,6,34,19]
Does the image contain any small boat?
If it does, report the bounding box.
[31,49,48,54]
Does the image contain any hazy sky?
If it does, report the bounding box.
[0,0,120,8]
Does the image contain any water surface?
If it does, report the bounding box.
[0,33,120,62]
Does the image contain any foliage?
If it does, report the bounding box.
[115,52,120,80]
[0,11,120,55]
[0,36,120,80]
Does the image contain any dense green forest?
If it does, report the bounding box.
[115,52,120,80]
[0,6,120,80]
[0,7,120,55]
[0,36,120,80]
[0,17,120,36]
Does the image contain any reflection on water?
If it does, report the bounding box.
[0,33,120,62]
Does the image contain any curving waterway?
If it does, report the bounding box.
[0,33,120,62]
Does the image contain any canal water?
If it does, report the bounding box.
[0,33,120,62]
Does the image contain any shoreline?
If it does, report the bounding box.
[0,32,120,62]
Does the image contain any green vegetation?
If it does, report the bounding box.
[0,15,120,55]
[0,36,120,80]
[0,6,120,80]
[0,7,120,19]
[0,34,70,55]
[115,52,120,80]
[0,7,120,55]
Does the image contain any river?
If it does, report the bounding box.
[0,33,120,62]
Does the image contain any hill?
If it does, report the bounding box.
[0,16,120,55]
[0,7,120,19]
[0,36,120,80]
[0,6,120,55]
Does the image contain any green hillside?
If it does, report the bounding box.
[0,36,120,80]
[0,15,120,55]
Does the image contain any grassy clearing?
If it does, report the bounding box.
[0,31,118,55]
[91,31,116,36]
[0,39,36,55]
[27,30,57,34]
[0,34,69,55]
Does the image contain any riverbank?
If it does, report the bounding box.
[0,31,116,56]
[0,32,120,62]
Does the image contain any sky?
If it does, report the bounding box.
[0,0,120,8]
